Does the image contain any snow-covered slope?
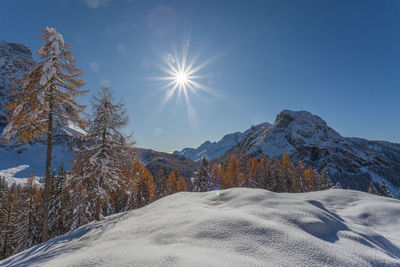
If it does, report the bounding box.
[0,143,74,183]
[174,122,270,161]
[219,110,400,194]
[1,188,400,266]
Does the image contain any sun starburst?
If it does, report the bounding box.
[152,41,217,122]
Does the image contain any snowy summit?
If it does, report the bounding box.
[1,188,399,267]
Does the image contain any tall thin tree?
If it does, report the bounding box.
[3,27,87,241]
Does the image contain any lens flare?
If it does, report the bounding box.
[216,188,220,196]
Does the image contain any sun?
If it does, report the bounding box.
[175,71,189,85]
[152,40,218,122]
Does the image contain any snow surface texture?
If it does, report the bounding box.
[2,188,400,267]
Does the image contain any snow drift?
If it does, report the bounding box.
[1,188,400,267]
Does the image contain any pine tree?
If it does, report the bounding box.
[278,153,296,192]
[318,168,333,190]
[3,27,87,241]
[259,155,272,190]
[73,85,130,221]
[368,181,379,195]
[167,169,187,194]
[193,157,211,192]
[379,180,393,198]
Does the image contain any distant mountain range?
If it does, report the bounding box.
[175,110,400,194]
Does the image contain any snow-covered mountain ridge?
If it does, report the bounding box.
[174,122,271,161]
[1,188,399,266]
[177,110,400,194]
[221,110,400,193]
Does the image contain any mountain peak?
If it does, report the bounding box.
[275,110,328,129]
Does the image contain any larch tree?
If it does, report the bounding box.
[224,155,240,188]
[134,161,155,208]
[154,165,169,199]
[3,27,87,241]
[304,166,318,192]
[259,155,272,190]
[193,157,211,192]
[278,153,296,192]
[73,85,130,221]
[167,169,187,194]
[122,158,155,209]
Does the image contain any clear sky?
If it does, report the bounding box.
[1,0,400,152]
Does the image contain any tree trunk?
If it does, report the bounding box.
[41,95,53,242]
[95,196,101,221]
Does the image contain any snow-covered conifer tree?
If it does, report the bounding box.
[368,181,379,195]
[318,168,333,190]
[0,189,18,259]
[14,176,43,253]
[49,163,68,238]
[193,157,211,192]
[379,180,393,198]
[3,27,87,241]
[73,85,130,220]
[0,177,8,198]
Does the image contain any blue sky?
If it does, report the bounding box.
[2,0,400,152]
